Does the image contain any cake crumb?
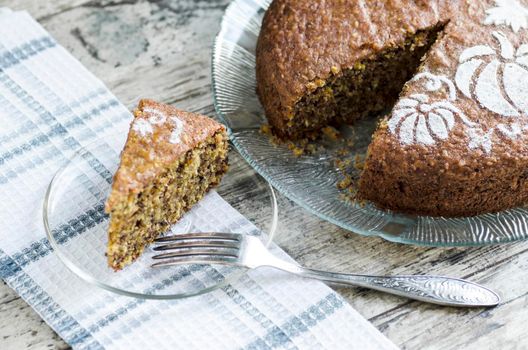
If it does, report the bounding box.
[337,176,352,190]
[287,142,305,157]
[261,123,322,156]
[336,148,350,157]
[260,124,283,147]
[322,126,341,140]
[354,154,365,171]
[260,123,272,135]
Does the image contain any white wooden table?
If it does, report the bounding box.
[1,1,527,349]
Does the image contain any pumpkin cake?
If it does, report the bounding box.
[256,0,528,217]
[105,99,228,270]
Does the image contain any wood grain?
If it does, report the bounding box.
[1,0,527,349]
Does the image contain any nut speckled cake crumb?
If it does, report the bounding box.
[256,0,528,217]
[105,99,228,270]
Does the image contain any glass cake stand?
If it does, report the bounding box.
[43,136,278,299]
[211,0,528,246]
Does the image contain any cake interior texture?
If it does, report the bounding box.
[106,131,228,270]
[285,24,445,139]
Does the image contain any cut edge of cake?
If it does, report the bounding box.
[259,24,447,140]
[105,99,229,270]
[256,0,528,217]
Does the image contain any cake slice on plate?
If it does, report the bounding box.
[105,99,229,270]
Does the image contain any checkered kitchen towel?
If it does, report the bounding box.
[0,8,398,350]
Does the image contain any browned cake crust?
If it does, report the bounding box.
[257,0,528,217]
[256,0,452,139]
[359,0,528,216]
[360,121,528,216]
[105,99,228,270]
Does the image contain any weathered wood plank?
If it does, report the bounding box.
[5,0,91,20]
[39,0,229,114]
[0,282,69,349]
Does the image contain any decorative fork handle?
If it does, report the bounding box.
[151,233,500,307]
[265,258,500,307]
[303,270,499,307]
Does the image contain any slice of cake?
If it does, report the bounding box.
[105,99,228,270]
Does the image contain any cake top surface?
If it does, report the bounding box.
[381,0,528,163]
[256,0,454,125]
[258,0,528,162]
[106,99,225,211]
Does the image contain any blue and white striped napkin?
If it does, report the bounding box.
[0,8,398,350]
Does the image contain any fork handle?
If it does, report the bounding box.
[266,259,499,307]
[302,269,499,307]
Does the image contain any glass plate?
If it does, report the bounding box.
[43,136,278,299]
[211,0,528,246]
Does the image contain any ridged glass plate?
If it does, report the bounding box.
[211,0,528,246]
[43,135,278,299]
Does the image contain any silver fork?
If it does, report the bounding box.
[151,233,500,307]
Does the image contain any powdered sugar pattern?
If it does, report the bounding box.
[384,3,528,153]
[467,128,493,153]
[497,122,524,138]
[132,108,186,143]
[144,107,167,125]
[456,31,528,118]
[484,0,528,33]
[169,116,185,144]
[411,72,457,100]
[459,46,495,62]
[388,73,471,146]
[132,119,153,136]
[477,60,519,117]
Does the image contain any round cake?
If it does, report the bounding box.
[256,0,528,217]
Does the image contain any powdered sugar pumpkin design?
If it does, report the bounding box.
[387,4,528,152]
[484,0,528,33]
[455,31,528,117]
[388,73,475,146]
[496,122,528,139]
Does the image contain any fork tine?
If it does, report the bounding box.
[152,239,240,251]
[151,255,239,268]
[152,247,240,259]
[154,232,241,243]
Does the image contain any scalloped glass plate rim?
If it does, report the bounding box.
[42,138,279,300]
[210,0,528,248]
